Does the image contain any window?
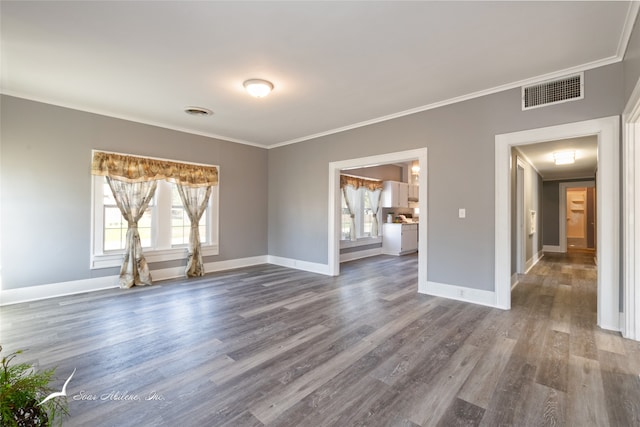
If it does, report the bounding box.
[102,179,154,251]
[341,187,380,241]
[171,184,208,246]
[91,177,219,269]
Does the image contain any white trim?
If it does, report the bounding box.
[543,245,563,253]
[269,57,622,149]
[267,255,331,276]
[328,148,428,293]
[511,273,520,289]
[525,251,544,274]
[425,281,497,309]
[617,2,640,59]
[0,276,119,306]
[206,255,268,273]
[622,76,640,341]
[516,158,526,274]
[340,248,383,263]
[559,180,595,253]
[0,255,269,306]
[340,236,382,249]
[91,245,219,269]
[1,91,264,149]
[495,116,620,330]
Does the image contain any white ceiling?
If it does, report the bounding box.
[515,136,598,181]
[1,1,636,148]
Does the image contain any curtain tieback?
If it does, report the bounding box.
[128,222,138,228]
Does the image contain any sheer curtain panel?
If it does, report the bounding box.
[176,185,212,277]
[106,177,157,288]
[368,188,382,237]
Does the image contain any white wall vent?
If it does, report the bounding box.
[522,72,583,110]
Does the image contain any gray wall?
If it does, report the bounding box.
[510,150,543,275]
[1,95,268,289]
[268,63,623,291]
[543,181,561,246]
[624,12,640,106]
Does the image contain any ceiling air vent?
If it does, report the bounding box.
[522,72,583,110]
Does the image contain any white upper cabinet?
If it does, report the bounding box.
[382,181,409,208]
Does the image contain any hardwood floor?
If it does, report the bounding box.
[2,253,639,426]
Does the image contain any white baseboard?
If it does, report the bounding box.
[0,255,270,306]
[511,273,520,289]
[267,255,331,276]
[340,248,383,263]
[525,251,544,274]
[422,281,498,309]
[543,245,563,253]
[0,276,119,306]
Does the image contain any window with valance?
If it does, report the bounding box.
[90,150,219,288]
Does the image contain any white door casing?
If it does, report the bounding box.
[495,116,620,331]
[328,148,428,291]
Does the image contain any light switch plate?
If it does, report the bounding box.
[459,208,466,219]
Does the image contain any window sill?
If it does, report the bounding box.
[90,244,219,269]
[340,236,382,249]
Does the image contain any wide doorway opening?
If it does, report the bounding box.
[328,148,428,293]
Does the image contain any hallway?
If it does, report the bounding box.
[503,250,640,426]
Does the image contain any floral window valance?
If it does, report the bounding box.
[91,151,218,187]
[340,174,383,191]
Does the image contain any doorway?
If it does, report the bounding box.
[495,116,619,331]
[328,148,428,292]
[559,181,596,253]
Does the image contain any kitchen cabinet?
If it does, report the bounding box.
[382,181,409,208]
[382,223,418,255]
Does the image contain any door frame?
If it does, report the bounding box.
[516,158,526,275]
[560,181,595,252]
[328,148,428,291]
[495,116,619,331]
[623,81,640,341]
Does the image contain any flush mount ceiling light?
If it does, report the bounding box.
[184,106,213,116]
[243,79,274,98]
[553,150,575,165]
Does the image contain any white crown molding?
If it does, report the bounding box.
[618,1,640,59]
[268,56,623,149]
[1,49,630,152]
[0,90,266,149]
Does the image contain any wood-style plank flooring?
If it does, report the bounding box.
[2,252,640,426]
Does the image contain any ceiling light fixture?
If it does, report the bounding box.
[184,106,213,116]
[243,79,274,98]
[553,151,575,165]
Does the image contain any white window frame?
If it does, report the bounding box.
[90,164,219,270]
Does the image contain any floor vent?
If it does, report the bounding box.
[522,72,583,110]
